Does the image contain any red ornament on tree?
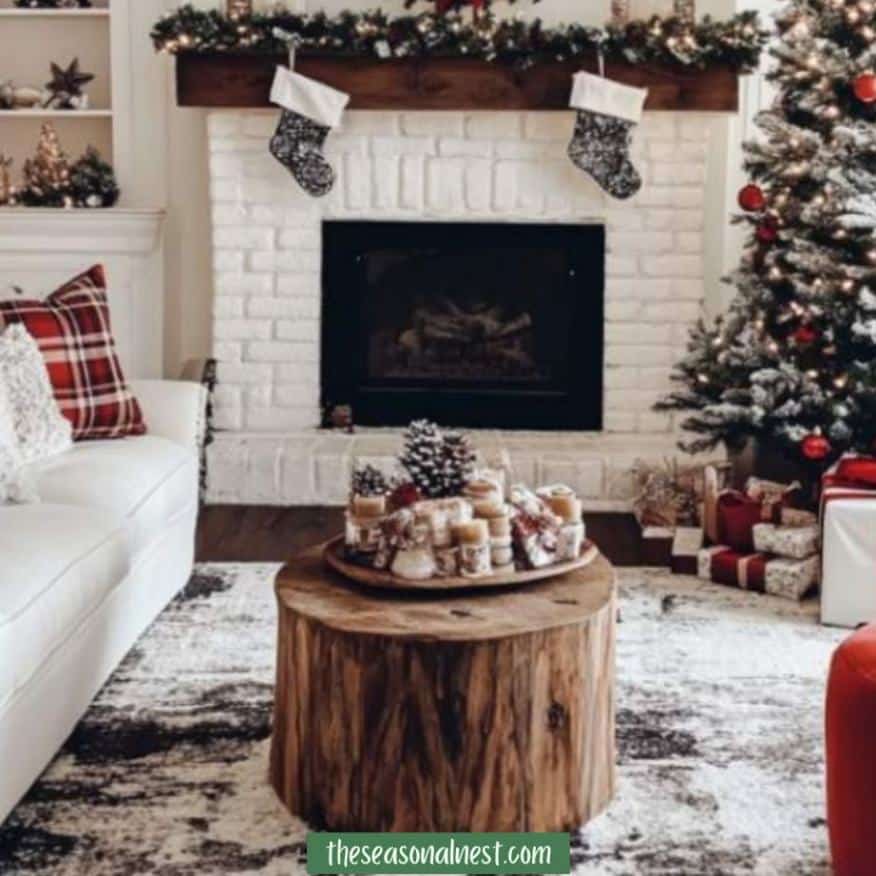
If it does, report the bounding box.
[738,184,766,212]
[853,72,876,104]
[801,431,831,461]
[793,324,818,345]
[756,221,779,244]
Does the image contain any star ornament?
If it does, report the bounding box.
[46,57,94,100]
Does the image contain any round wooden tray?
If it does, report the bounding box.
[322,535,599,592]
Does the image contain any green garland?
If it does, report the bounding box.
[151,4,766,72]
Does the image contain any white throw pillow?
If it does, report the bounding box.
[0,375,37,504]
[0,323,72,464]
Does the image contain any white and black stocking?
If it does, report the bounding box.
[269,65,350,199]
[270,111,334,198]
[568,72,647,201]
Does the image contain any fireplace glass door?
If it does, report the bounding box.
[321,220,604,430]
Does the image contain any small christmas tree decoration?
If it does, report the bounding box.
[0,155,17,206]
[69,146,120,207]
[351,463,389,497]
[21,124,72,207]
[801,430,831,461]
[398,419,476,499]
[738,183,765,212]
[853,72,876,103]
[43,58,94,110]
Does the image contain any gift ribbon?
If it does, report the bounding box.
[710,548,767,593]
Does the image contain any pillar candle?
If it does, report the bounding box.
[352,494,386,518]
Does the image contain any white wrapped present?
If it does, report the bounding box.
[821,457,876,627]
[752,523,819,561]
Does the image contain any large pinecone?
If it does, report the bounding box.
[398,419,476,499]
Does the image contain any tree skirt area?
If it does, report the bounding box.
[0,564,844,875]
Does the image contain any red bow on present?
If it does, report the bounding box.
[819,455,876,529]
[824,456,876,491]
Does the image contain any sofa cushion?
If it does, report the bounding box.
[0,265,146,441]
[25,435,198,557]
[0,504,129,713]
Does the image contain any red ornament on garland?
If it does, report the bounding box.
[853,72,876,104]
[793,324,818,345]
[738,184,766,212]
[801,431,831,462]
[756,221,779,244]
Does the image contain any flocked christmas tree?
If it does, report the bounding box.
[20,123,72,207]
[399,420,476,498]
[658,0,876,465]
[70,147,120,208]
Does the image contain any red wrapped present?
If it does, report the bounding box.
[716,491,782,553]
[698,545,818,600]
[821,455,876,626]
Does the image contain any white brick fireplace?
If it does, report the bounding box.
[205,108,715,507]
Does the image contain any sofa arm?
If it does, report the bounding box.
[130,379,208,453]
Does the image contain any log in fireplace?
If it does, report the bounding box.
[321,220,604,430]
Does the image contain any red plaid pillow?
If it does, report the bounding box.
[0,265,146,440]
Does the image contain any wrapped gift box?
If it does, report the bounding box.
[752,523,819,561]
[671,526,703,575]
[781,507,817,527]
[641,525,673,566]
[716,492,782,553]
[698,545,819,601]
[821,456,876,627]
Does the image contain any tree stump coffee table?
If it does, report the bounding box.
[269,542,617,833]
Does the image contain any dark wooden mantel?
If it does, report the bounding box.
[176,52,740,112]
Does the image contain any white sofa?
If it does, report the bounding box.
[0,379,206,823]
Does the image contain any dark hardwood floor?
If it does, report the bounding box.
[196,506,644,566]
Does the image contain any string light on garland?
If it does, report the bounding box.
[150,4,767,71]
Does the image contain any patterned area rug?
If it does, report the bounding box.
[0,564,844,875]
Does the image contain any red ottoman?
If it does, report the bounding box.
[826,624,876,876]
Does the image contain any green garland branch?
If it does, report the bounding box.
[151,4,766,72]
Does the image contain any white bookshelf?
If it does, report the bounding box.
[0,1,167,378]
[0,0,114,194]
[0,8,110,17]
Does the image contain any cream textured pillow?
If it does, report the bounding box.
[0,323,72,464]
[0,376,37,504]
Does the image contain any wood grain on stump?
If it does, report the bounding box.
[270,543,616,832]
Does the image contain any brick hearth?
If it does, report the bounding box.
[205,109,715,506]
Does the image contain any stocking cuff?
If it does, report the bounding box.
[271,66,350,129]
[569,72,647,123]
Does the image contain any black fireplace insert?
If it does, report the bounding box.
[321,220,604,430]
